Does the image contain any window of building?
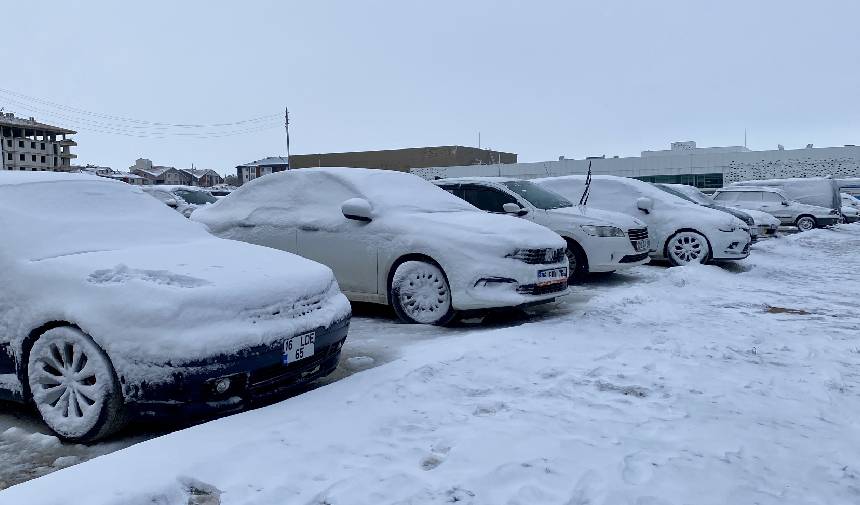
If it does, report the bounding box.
[5,139,10,147]
[18,141,24,148]
[6,153,10,161]
[19,154,25,161]
[41,156,46,163]
[40,143,45,150]
[31,142,36,149]
[31,155,37,162]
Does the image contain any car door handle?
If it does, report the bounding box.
[299,225,319,232]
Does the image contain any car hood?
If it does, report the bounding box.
[736,208,781,226]
[546,206,647,229]
[8,238,350,366]
[381,210,565,252]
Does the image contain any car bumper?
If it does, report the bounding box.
[456,261,570,311]
[710,229,752,261]
[125,317,350,420]
[757,225,779,238]
[581,235,651,272]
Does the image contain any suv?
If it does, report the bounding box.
[712,186,839,231]
[434,178,650,280]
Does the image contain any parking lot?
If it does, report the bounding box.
[3,226,859,504]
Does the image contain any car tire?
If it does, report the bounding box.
[665,231,711,266]
[26,327,126,443]
[390,260,457,326]
[564,239,589,283]
[795,215,816,232]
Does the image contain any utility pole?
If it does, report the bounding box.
[478,131,481,149]
[285,107,291,169]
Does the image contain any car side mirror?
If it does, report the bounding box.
[502,202,527,216]
[636,197,653,214]
[342,198,373,222]
[165,198,179,208]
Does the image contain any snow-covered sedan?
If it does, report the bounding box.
[535,175,751,266]
[712,186,840,231]
[141,185,218,217]
[434,177,650,280]
[841,193,860,223]
[655,183,780,239]
[193,168,570,325]
[0,172,351,442]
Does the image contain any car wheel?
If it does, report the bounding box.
[564,240,588,283]
[795,215,816,232]
[390,260,456,325]
[27,327,126,442]
[666,231,710,266]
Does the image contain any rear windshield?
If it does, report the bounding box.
[175,189,217,205]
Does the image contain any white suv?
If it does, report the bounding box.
[712,186,840,231]
[434,178,650,280]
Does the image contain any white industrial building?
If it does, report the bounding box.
[412,141,860,189]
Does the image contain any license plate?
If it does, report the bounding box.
[634,239,650,252]
[537,267,568,284]
[283,331,315,364]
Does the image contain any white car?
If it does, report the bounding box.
[712,186,840,231]
[193,168,570,325]
[656,183,781,239]
[841,193,860,223]
[535,175,751,266]
[434,177,650,280]
[0,172,351,442]
[141,185,218,217]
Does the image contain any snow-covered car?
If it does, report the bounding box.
[730,177,842,217]
[841,193,860,223]
[0,172,351,442]
[141,185,218,217]
[434,177,650,280]
[712,186,840,231]
[193,168,570,325]
[655,183,780,239]
[535,175,751,266]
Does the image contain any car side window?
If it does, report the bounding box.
[761,192,783,203]
[460,185,518,213]
[437,184,464,199]
[735,192,762,202]
[713,192,735,202]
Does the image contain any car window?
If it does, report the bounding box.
[460,185,518,213]
[174,189,217,205]
[436,184,463,199]
[761,192,784,203]
[501,180,572,210]
[734,192,762,202]
[713,192,735,202]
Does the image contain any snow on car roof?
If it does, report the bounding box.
[435,176,520,184]
[0,170,103,186]
[535,174,686,201]
[716,186,784,193]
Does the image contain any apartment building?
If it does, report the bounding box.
[0,112,77,171]
[130,158,223,187]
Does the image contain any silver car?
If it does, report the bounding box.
[712,186,840,231]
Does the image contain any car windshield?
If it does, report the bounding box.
[175,189,217,205]
[501,180,572,210]
[656,184,713,205]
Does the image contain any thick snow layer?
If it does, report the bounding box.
[4,225,860,504]
[0,174,350,386]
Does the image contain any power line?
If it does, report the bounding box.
[0,88,282,137]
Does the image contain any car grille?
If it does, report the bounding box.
[627,228,649,251]
[507,247,565,264]
[247,338,345,392]
[516,282,568,296]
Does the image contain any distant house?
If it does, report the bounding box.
[182,168,223,187]
[73,164,147,185]
[236,156,289,186]
[129,159,223,187]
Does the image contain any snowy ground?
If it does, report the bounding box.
[2,226,860,504]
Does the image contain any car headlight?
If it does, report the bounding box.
[580,225,625,237]
[718,223,737,232]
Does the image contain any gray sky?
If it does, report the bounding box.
[4,0,859,175]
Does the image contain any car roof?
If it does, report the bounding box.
[715,186,782,193]
[141,185,208,192]
[434,177,520,184]
[0,171,105,187]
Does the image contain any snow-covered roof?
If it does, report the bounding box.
[435,176,520,184]
[0,171,101,187]
[237,156,290,168]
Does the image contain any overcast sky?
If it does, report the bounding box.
[3,0,858,175]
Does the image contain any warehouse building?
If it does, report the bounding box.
[412,141,860,189]
[289,146,516,172]
[0,113,77,171]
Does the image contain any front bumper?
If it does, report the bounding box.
[710,229,752,261]
[581,233,651,272]
[457,261,570,311]
[126,317,350,420]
